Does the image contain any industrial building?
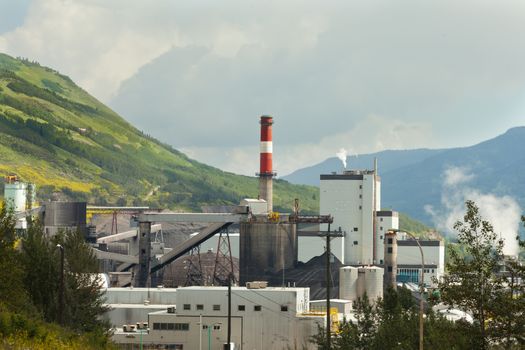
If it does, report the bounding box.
[111,285,324,350]
[396,236,445,286]
[318,167,445,289]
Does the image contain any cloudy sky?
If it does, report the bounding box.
[1,0,524,176]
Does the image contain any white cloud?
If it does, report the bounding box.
[0,0,179,100]
[443,167,475,187]
[426,167,521,256]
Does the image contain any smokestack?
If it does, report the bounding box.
[258,115,275,212]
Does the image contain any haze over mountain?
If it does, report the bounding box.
[284,127,525,242]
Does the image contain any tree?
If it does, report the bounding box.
[0,204,30,311]
[437,200,506,349]
[489,216,525,348]
[21,223,108,332]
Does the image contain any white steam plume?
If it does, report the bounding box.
[425,166,521,256]
[336,148,348,169]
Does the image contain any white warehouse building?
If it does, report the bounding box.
[112,285,324,350]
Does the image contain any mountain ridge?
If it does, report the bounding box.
[283,126,525,224]
[0,53,319,212]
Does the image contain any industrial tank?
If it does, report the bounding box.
[42,202,87,236]
[43,202,87,226]
[339,266,383,302]
[359,266,383,302]
[239,218,297,284]
[339,266,359,300]
[4,181,28,212]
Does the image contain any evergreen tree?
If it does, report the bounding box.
[21,223,108,332]
[0,204,29,311]
[437,200,506,349]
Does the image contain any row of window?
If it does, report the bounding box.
[182,304,288,312]
[152,323,189,331]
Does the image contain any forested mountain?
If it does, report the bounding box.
[0,53,318,212]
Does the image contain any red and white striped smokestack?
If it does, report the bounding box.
[258,115,275,212]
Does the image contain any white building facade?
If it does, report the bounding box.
[319,170,381,265]
[112,286,324,350]
[396,239,445,286]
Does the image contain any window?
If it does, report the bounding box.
[202,325,208,330]
[359,185,362,189]
[388,266,392,272]
[196,304,203,311]
[174,323,189,331]
[380,259,383,265]
[161,323,168,330]
[380,235,383,240]
[359,205,362,210]
[254,305,262,311]
[387,238,393,244]
[380,226,383,231]
[238,305,245,311]
[183,304,191,310]
[213,325,221,330]
[380,217,383,222]
[387,247,393,254]
[167,323,175,330]
[353,227,358,232]
[153,323,160,330]
[281,305,288,312]
[353,241,358,245]
[213,304,221,311]
[359,194,362,198]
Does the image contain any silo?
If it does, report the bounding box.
[4,181,27,212]
[384,230,398,290]
[339,266,359,300]
[361,266,383,302]
[239,218,297,284]
[43,202,87,235]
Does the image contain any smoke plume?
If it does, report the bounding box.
[336,148,348,169]
[425,166,521,256]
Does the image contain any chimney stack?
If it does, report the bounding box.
[258,115,275,212]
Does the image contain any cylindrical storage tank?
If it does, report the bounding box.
[339,266,359,301]
[361,266,384,302]
[4,182,27,212]
[239,221,297,285]
[384,230,398,290]
[43,202,87,227]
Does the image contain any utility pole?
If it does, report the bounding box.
[326,223,331,349]
[318,223,343,350]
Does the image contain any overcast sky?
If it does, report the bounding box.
[1,0,524,176]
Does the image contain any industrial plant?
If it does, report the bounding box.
[2,116,447,350]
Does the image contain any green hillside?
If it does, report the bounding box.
[0,53,318,212]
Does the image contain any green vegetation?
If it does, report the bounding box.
[312,288,477,350]
[0,52,319,212]
[398,212,435,238]
[0,205,113,349]
[437,201,524,349]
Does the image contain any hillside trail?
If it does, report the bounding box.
[144,186,160,200]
